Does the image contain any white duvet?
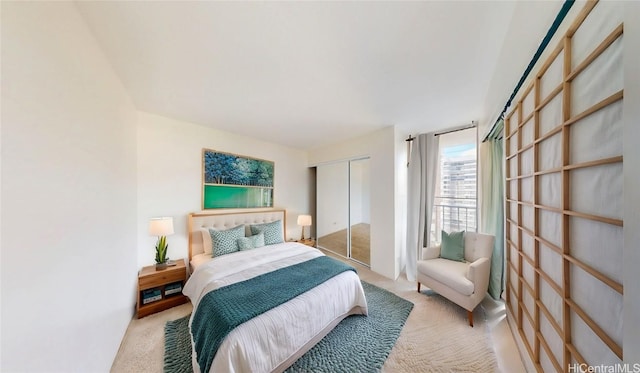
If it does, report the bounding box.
[183,242,368,373]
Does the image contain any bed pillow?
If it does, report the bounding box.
[209,225,245,257]
[199,228,213,255]
[440,230,465,262]
[237,232,266,251]
[249,220,284,245]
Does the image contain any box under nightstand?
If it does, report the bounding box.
[137,259,188,318]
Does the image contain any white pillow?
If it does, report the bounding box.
[199,228,213,255]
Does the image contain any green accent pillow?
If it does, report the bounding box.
[209,225,244,257]
[237,233,265,251]
[440,230,465,262]
[249,220,284,245]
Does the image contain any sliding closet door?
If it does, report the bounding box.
[504,2,623,371]
[350,158,371,265]
[316,158,371,265]
[316,162,349,258]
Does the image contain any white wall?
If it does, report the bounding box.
[309,126,401,279]
[480,0,571,135]
[623,0,640,364]
[394,128,409,279]
[136,111,310,267]
[1,2,138,371]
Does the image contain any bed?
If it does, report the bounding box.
[183,209,368,373]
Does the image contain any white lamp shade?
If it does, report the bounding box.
[297,214,312,226]
[149,217,174,236]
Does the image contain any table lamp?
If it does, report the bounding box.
[297,214,312,240]
[149,217,174,269]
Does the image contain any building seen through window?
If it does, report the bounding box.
[430,127,477,244]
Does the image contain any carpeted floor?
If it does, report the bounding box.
[164,281,413,373]
[318,223,370,265]
[383,289,500,372]
[111,251,522,372]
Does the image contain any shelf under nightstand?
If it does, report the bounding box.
[137,259,188,318]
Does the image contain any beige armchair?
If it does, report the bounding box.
[416,232,494,326]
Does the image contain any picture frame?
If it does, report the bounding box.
[202,149,274,209]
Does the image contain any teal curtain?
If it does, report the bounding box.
[480,120,505,300]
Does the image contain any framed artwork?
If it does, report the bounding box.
[202,149,274,209]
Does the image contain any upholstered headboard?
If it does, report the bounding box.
[188,209,286,261]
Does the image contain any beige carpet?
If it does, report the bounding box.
[111,252,507,372]
[318,223,370,265]
[382,290,499,372]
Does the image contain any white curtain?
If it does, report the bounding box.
[480,133,504,299]
[405,133,439,282]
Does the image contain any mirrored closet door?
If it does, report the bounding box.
[316,162,349,258]
[316,158,370,266]
[349,158,370,265]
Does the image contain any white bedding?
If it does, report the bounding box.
[190,252,212,270]
[183,242,368,373]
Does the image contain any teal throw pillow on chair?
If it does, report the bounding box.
[440,230,465,262]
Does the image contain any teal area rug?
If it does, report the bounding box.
[164,281,413,373]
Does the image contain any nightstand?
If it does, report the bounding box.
[297,238,316,247]
[137,259,188,318]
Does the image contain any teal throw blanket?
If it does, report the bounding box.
[191,255,356,372]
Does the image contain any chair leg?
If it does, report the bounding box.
[468,310,474,327]
[417,282,421,293]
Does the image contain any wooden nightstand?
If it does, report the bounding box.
[137,260,188,318]
[297,238,316,247]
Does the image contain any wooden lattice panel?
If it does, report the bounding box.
[504,1,623,371]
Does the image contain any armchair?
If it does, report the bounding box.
[416,232,494,326]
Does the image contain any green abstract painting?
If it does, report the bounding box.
[202,149,274,209]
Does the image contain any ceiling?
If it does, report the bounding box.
[76,1,525,150]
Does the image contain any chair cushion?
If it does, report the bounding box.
[417,258,475,296]
[464,232,494,262]
[440,230,465,262]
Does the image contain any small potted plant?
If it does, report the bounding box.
[155,235,169,270]
[149,217,174,270]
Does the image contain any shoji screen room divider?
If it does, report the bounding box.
[504,1,623,372]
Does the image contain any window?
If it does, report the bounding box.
[430,127,477,244]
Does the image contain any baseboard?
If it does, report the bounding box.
[506,305,537,373]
